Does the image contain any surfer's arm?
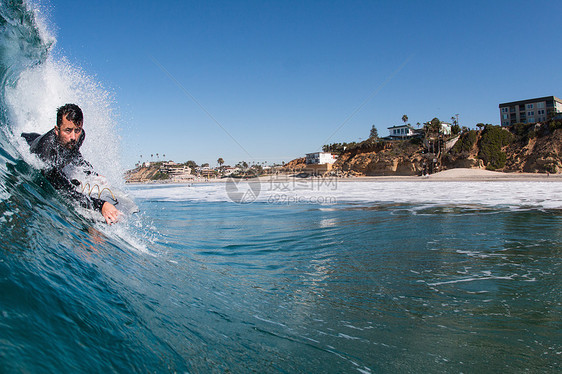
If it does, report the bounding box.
[45,169,121,223]
[43,168,105,212]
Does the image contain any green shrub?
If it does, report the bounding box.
[151,172,170,180]
[478,125,513,169]
[451,130,477,155]
[544,163,559,174]
[511,123,532,136]
[322,142,358,155]
[409,137,423,145]
[548,121,562,133]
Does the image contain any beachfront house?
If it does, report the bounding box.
[159,162,194,182]
[196,166,216,179]
[303,152,337,175]
[222,167,239,176]
[387,124,418,139]
[305,152,337,165]
[499,96,562,126]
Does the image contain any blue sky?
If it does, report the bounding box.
[46,0,562,168]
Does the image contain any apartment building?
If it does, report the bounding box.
[499,96,562,126]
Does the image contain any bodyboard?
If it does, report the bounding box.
[76,175,139,216]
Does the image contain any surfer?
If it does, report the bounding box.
[21,104,122,224]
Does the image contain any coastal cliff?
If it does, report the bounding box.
[288,124,562,176]
[125,123,562,181]
[125,162,170,182]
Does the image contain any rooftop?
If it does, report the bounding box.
[499,96,562,107]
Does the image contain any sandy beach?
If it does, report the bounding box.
[259,168,562,183]
[362,168,562,181]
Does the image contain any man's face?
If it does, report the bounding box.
[55,116,83,150]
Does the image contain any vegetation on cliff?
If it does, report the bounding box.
[450,130,478,156]
[478,126,513,170]
[312,119,562,176]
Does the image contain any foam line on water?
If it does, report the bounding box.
[129,180,562,210]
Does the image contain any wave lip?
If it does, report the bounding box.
[0,0,50,90]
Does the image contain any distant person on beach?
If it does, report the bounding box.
[21,103,121,224]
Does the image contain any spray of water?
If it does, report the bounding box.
[7,57,124,184]
[4,2,124,186]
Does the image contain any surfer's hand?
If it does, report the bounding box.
[101,202,122,225]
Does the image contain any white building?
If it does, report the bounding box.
[222,167,240,176]
[159,163,193,181]
[440,122,452,135]
[305,152,337,165]
[389,122,452,139]
[388,124,417,139]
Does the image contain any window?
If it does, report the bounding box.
[527,104,534,109]
[528,111,534,116]
[501,107,509,113]
[537,102,545,108]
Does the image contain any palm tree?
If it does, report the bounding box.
[451,116,460,127]
[217,158,224,168]
[402,114,409,125]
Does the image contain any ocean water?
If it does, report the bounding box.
[1,1,561,373]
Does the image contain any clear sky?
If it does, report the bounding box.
[44,0,562,168]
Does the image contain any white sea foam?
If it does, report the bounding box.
[6,56,123,187]
[129,180,562,211]
[428,275,514,286]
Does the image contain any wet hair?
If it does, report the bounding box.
[56,104,83,127]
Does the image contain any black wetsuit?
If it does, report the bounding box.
[22,129,105,212]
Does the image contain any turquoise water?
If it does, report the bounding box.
[122,184,561,373]
[1,1,561,372]
[3,182,562,372]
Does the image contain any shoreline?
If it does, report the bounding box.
[126,168,562,185]
[348,168,562,182]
